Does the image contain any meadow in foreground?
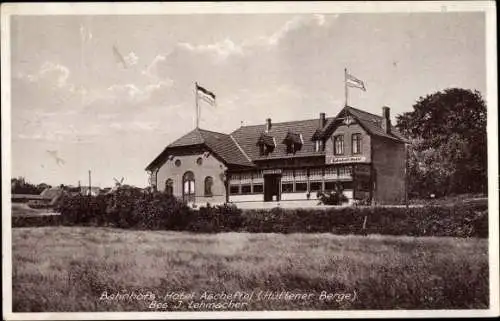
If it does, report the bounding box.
[12,227,488,311]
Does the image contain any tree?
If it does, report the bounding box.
[11,177,47,195]
[396,88,487,197]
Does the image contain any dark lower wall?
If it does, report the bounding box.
[371,137,406,204]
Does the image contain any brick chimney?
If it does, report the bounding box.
[381,106,391,134]
[319,112,326,128]
[265,118,272,132]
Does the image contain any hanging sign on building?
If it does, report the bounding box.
[262,169,282,175]
[327,156,366,164]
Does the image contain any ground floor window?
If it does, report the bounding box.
[165,178,173,195]
[324,181,337,191]
[295,182,308,192]
[310,181,322,192]
[182,171,195,202]
[253,184,263,193]
[241,185,252,194]
[230,185,240,195]
[282,182,294,193]
[204,176,213,196]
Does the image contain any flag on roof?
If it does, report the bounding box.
[196,82,216,106]
[346,72,366,91]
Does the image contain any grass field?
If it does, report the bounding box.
[12,227,488,312]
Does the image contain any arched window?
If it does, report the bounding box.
[204,176,213,196]
[165,179,173,196]
[182,171,195,202]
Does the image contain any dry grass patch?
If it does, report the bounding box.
[12,227,488,312]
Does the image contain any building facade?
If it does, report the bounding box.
[146,105,408,206]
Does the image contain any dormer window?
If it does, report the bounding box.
[257,133,275,156]
[315,140,325,152]
[311,129,325,152]
[282,131,303,155]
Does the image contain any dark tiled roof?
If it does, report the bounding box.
[146,105,408,170]
[231,118,333,161]
[198,129,254,167]
[167,129,205,148]
[146,128,253,170]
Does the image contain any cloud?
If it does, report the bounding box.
[177,38,244,62]
[12,61,89,116]
[142,54,167,79]
[124,51,139,67]
[248,14,332,48]
[12,14,341,146]
[17,61,70,88]
[105,79,173,103]
[170,15,332,63]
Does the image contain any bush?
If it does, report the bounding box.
[27,200,52,209]
[317,183,348,205]
[187,203,243,233]
[55,191,193,229]
[32,192,488,238]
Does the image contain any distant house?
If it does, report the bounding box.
[11,187,65,208]
[80,186,101,196]
[39,187,65,206]
[146,105,409,206]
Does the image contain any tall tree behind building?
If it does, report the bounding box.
[396,88,487,197]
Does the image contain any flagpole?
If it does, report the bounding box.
[344,68,348,107]
[195,82,199,128]
[80,24,84,108]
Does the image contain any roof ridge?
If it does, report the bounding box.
[197,127,229,136]
[195,127,206,142]
[229,134,253,163]
[233,116,336,130]
[346,105,383,120]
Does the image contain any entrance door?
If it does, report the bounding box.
[264,174,281,202]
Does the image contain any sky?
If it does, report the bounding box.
[9,12,486,188]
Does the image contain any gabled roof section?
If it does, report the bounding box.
[321,106,408,143]
[199,129,254,168]
[145,128,254,170]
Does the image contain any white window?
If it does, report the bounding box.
[295,169,307,182]
[334,135,344,155]
[240,172,252,184]
[253,171,264,183]
[282,169,294,182]
[309,168,323,180]
[324,167,337,179]
[229,173,240,185]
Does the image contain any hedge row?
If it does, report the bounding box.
[12,192,488,238]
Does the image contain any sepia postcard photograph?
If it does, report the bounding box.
[2,1,499,320]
